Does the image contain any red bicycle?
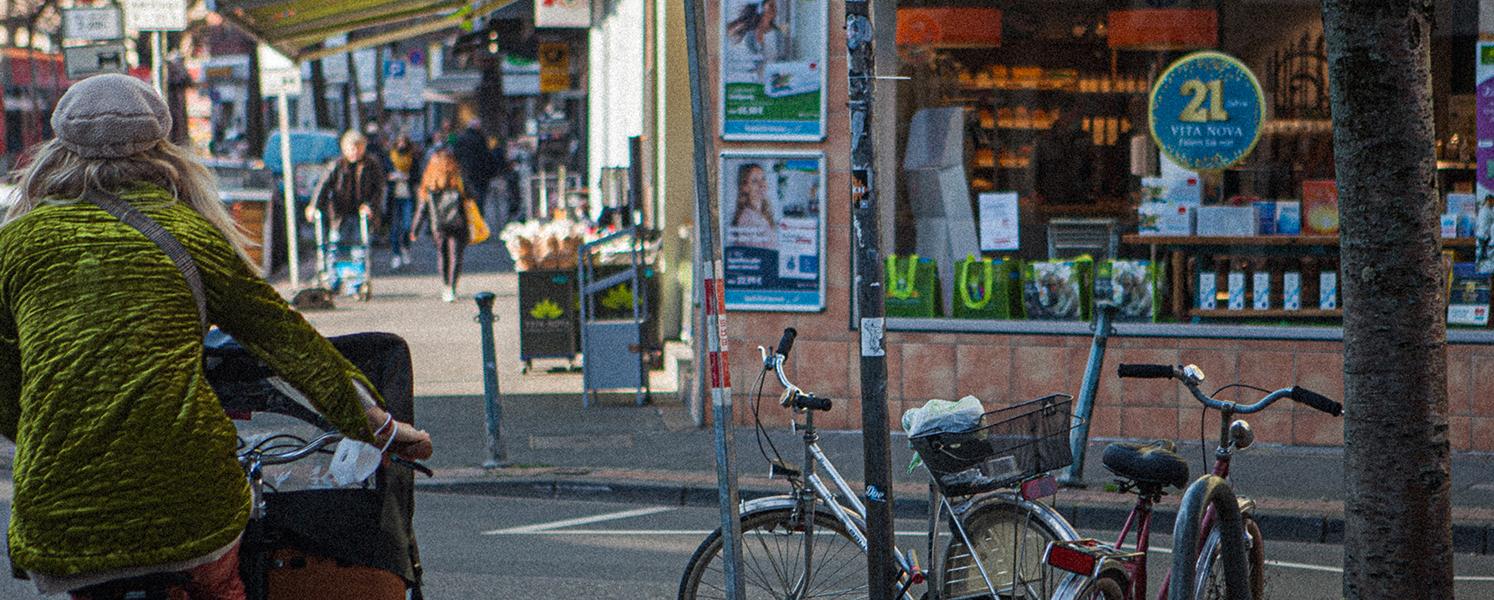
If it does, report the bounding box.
[1043,363,1343,600]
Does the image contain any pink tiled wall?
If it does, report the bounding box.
[724,327,1493,452]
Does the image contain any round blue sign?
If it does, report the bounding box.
[1148,51,1266,171]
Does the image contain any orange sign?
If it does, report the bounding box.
[1107,9,1217,50]
[895,9,1001,48]
[538,42,570,93]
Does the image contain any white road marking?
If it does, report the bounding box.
[1149,546,1492,581]
[486,529,935,536]
[482,506,676,535]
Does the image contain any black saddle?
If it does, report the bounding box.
[1102,440,1190,489]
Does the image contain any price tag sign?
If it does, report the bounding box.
[1148,51,1265,171]
[63,7,124,41]
[124,0,186,32]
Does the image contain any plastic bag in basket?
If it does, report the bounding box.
[902,395,984,473]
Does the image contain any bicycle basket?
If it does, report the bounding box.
[909,394,1077,496]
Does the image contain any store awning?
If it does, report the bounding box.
[216,0,516,61]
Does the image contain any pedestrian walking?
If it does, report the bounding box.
[308,130,386,264]
[411,146,471,302]
[451,119,500,217]
[0,73,432,599]
[386,134,422,270]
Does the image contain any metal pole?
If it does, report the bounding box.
[683,0,745,597]
[846,2,896,598]
[475,292,507,467]
[151,31,166,96]
[278,92,300,289]
[1061,302,1117,486]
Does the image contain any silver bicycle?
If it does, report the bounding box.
[677,328,1080,600]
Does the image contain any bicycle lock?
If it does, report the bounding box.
[475,292,507,468]
[1170,475,1251,600]
[1060,302,1118,487]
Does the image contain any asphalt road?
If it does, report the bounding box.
[1,490,1490,599]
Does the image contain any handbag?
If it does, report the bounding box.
[465,199,490,244]
[429,189,464,232]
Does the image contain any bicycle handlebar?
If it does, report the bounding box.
[759,328,833,412]
[776,328,798,360]
[241,431,434,476]
[1119,363,1343,417]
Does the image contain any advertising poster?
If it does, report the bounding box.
[720,0,826,141]
[977,191,1019,251]
[1148,51,1265,172]
[719,152,826,311]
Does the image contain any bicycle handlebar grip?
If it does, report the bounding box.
[1117,364,1176,379]
[1289,386,1343,417]
[776,328,798,358]
[796,394,833,412]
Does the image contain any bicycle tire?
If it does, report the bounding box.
[1192,516,1266,600]
[678,507,868,600]
[940,498,1067,600]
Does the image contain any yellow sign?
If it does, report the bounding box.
[539,42,570,93]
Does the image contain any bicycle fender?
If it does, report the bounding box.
[739,496,866,529]
[956,491,1082,542]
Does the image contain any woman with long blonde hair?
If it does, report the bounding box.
[0,74,431,599]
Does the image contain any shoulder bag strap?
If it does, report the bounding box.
[85,189,209,337]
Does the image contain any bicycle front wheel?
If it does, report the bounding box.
[1193,516,1266,600]
[941,499,1067,599]
[678,507,868,600]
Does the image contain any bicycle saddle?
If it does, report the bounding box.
[1101,440,1190,489]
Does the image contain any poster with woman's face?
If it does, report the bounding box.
[719,0,826,141]
[720,152,825,311]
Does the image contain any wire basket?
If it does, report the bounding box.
[910,394,1078,497]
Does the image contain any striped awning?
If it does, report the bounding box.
[215,0,515,61]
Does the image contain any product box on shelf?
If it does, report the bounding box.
[1283,272,1302,310]
[1448,262,1491,326]
[1254,201,1277,235]
[1195,206,1256,237]
[1275,201,1302,235]
[1320,271,1338,310]
[1137,202,1195,236]
[1442,214,1461,238]
[1198,271,1217,310]
[1301,180,1340,235]
[1227,271,1246,310]
[1253,271,1271,310]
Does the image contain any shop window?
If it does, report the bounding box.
[882,0,1482,335]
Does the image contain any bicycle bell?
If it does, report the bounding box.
[1229,419,1255,450]
[1182,364,1206,384]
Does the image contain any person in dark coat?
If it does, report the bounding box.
[450,119,500,216]
[308,130,387,263]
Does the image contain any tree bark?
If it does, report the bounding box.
[1321,1,1452,598]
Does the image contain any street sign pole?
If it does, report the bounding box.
[277,90,299,289]
[846,2,896,598]
[683,0,745,597]
[151,30,165,96]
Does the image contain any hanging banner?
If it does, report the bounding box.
[1148,51,1265,172]
[1474,42,1494,273]
[719,151,826,311]
[538,42,571,93]
[719,0,826,141]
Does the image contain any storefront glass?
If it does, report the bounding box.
[886,0,1482,332]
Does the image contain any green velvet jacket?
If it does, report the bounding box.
[0,184,380,577]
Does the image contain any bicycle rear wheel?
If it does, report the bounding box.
[678,507,868,600]
[941,499,1066,600]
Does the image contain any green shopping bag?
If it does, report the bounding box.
[1022,256,1093,321]
[953,255,1014,320]
[885,254,941,318]
[1094,260,1162,322]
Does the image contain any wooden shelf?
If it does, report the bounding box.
[1124,234,1476,248]
[1191,308,1342,319]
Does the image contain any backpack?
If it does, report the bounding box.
[429,189,465,231]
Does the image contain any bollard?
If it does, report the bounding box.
[475,292,507,468]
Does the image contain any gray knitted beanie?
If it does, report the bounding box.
[50,73,171,159]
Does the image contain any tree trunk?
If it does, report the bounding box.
[1321,1,1452,598]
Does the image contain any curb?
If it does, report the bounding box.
[417,477,1493,555]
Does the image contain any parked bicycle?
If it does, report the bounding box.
[677,328,1082,600]
[1042,363,1343,600]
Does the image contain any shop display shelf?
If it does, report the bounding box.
[1190,308,1343,319]
[1124,234,1476,248]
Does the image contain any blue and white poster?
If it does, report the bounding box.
[719,0,826,141]
[1148,51,1265,172]
[719,152,826,311]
